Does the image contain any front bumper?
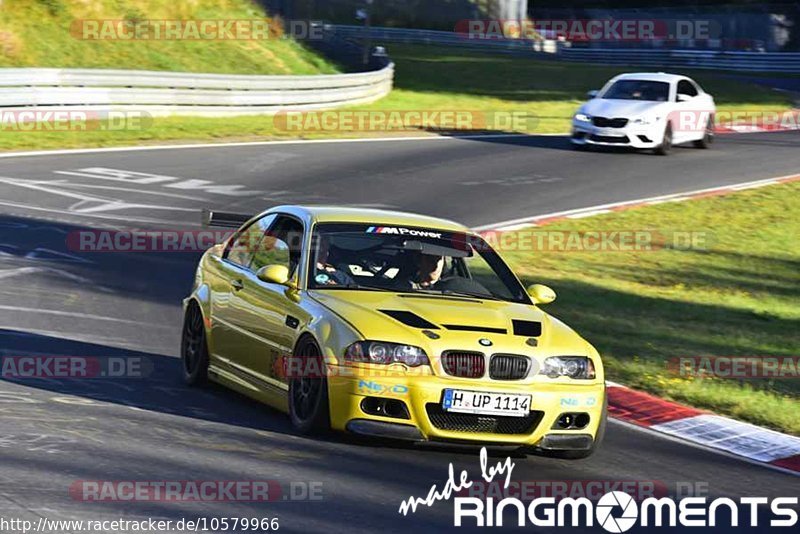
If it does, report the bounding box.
[571,119,664,149]
[328,368,605,447]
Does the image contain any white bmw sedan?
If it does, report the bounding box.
[571,73,716,155]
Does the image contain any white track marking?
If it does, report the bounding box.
[0,304,169,327]
[0,133,548,160]
[730,180,779,191]
[46,179,211,202]
[25,248,93,264]
[0,267,108,290]
[0,326,170,354]
[0,177,196,215]
[476,173,800,231]
[566,209,612,219]
[493,223,535,232]
[56,168,263,197]
[0,123,795,160]
[0,199,199,226]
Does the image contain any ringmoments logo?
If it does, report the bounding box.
[595,491,638,532]
[398,448,799,530]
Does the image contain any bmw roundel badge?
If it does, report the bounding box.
[478,338,493,347]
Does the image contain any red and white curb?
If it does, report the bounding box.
[607,382,800,474]
[476,173,800,232]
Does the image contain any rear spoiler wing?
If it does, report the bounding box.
[201,209,253,229]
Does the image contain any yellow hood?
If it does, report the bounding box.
[308,290,590,357]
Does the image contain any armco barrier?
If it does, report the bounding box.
[331,24,800,73]
[330,24,541,53]
[0,63,394,117]
[559,48,800,73]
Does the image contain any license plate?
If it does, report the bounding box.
[442,389,531,417]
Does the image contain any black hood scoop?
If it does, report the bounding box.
[512,320,542,337]
[379,310,439,329]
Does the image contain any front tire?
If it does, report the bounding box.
[288,336,331,434]
[181,302,209,386]
[654,123,673,155]
[693,116,714,148]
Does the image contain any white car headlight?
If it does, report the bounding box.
[344,341,429,367]
[574,113,591,122]
[540,356,596,379]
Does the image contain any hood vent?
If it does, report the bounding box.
[512,320,542,337]
[442,324,507,334]
[379,310,439,329]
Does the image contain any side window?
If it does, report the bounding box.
[250,216,305,277]
[224,214,276,268]
[677,80,698,98]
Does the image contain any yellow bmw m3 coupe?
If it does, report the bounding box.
[182,206,606,458]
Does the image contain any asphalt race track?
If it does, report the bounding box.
[1,131,799,533]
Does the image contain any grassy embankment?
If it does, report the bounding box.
[498,182,800,435]
[0,1,795,150]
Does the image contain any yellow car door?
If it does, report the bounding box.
[208,213,276,375]
[228,214,309,390]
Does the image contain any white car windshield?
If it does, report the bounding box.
[602,80,670,102]
[308,223,529,303]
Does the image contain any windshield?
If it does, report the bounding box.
[307,223,530,303]
[602,80,670,102]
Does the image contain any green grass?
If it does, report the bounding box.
[0,40,796,151]
[0,0,337,74]
[497,182,800,435]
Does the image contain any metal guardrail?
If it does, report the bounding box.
[0,64,394,116]
[560,49,800,73]
[331,25,800,73]
[331,24,539,52]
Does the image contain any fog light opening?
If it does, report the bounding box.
[556,413,574,429]
[553,412,590,430]
[574,413,590,429]
[360,397,410,420]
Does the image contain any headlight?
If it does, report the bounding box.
[574,113,591,122]
[541,356,595,379]
[632,116,659,125]
[344,341,429,367]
